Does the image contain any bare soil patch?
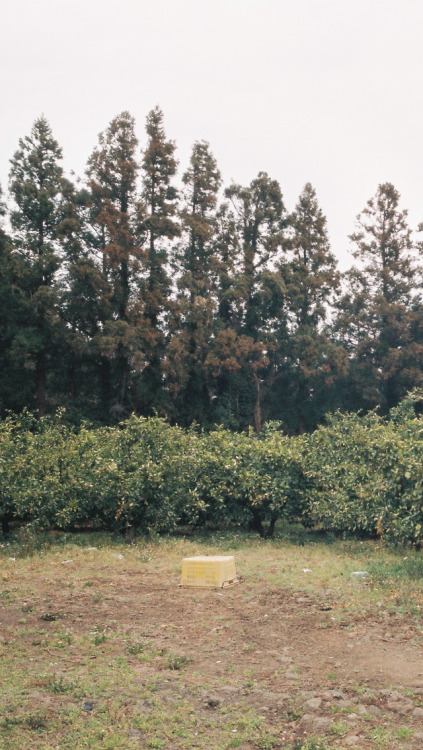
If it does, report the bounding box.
[1,537,422,749]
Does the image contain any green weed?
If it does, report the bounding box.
[328,720,349,736]
[167,655,192,670]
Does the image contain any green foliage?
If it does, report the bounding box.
[166,140,221,427]
[176,426,306,535]
[85,111,143,418]
[336,183,422,415]
[291,740,330,750]
[137,106,180,416]
[166,655,192,670]
[8,117,76,417]
[368,555,423,582]
[0,412,197,535]
[280,182,347,433]
[302,396,423,543]
[1,392,422,545]
[2,113,423,433]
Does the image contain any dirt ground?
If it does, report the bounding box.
[1,542,423,748]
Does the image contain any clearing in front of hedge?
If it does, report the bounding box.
[1,529,423,749]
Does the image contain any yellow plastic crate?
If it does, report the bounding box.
[181,555,237,588]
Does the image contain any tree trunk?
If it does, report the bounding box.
[267,514,278,538]
[253,371,262,434]
[36,351,46,417]
[297,378,307,435]
[249,507,265,537]
[100,357,112,417]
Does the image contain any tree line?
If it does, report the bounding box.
[0,109,422,432]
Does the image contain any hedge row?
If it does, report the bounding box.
[0,393,422,544]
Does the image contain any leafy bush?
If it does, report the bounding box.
[1,392,422,544]
[179,427,307,536]
[301,393,423,544]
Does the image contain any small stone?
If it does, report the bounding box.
[324,689,347,700]
[304,697,322,711]
[366,704,382,717]
[205,695,220,708]
[344,736,362,747]
[337,699,353,709]
[356,704,370,715]
[83,700,93,712]
[312,717,331,731]
[300,714,314,729]
[387,700,414,714]
[380,689,402,700]
[277,693,291,701]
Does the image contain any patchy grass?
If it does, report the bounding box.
[0,528,422,748]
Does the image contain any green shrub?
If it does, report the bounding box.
[1,392,422,545]
[301,396,423,544]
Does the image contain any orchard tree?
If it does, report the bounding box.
[336,183,422,412]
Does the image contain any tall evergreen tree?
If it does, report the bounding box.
[221,173,287,431]
[279,183,347,432]
[166,141,221,425]
[212,202,240,328]
[226,173,286,338]
[202,202,243,428]
[336,183,422,412]
[8,117,71,416]
[0,186,18,414]
[86,112,144,418]
[57,183,111,422]
[137,106,180,414]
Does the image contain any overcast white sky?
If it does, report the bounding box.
[1,0,423,268]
